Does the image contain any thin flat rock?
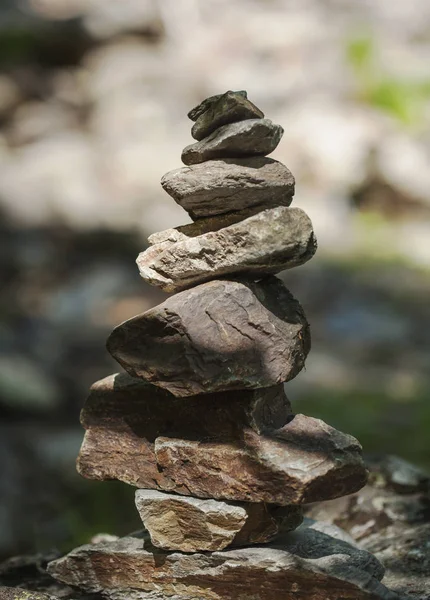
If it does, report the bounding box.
[107,277,310,396]
[182,118,283,165]
[191,90,264,140]
[135,490,302,552]
[137,206,317,292]
[77,373,367,505]
[47,520,401,600]
[187,90,247,121]
[161,157,294,220]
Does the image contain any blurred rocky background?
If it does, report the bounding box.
[0,0,429,561]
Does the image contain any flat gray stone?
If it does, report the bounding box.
[182,118,283,165]
[135,490,302,552]
[161,157,294,220]
[107,277,310,396]
[47,520,401,600]
[137,206,317,292]
[187,90,247,121]
[191,90,264,141]
[77,373,368,505]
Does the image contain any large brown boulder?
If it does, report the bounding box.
[107,277,310,397]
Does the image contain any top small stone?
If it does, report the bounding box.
[187,90,247,121]
[190,90,264,141]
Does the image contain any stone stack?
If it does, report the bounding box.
[47,92,400,600]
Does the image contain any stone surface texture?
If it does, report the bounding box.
[161,157,295,220]
[306,455,430,599]
[47,520,401,600]
[182,118,283,165]
[191,90,264,141]
[107,277,310,396]
[187,91,248,122]
[77,373,367,505]
[135,490,302,552]
[137,206,317,292]
[0,590,57,600]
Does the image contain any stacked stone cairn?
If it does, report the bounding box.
[48,92,400,600]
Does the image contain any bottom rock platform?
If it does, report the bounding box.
[47,519,400,600]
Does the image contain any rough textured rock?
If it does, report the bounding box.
[135,490,302,552]
[306,481,430,543]
[182,118,283,165]
[161,157,294,220]
[187,91,247,121]
[107,277,310,396]
[77,373,367,505]
[306,456,430,599]
[0,590,57,600]
[306,455,430,541]
[190,90,264,141]
[137,206,317,292]
[362,523,430,600]
[47,520,401,600]
[366,454,430,494]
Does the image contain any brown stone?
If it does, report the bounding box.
[135,490,302,552]
[137,206,317,292]
[190,90,264,141]
[182,118,283,165]
[77,373,368,505]
[107,277,310,397]
[47,520,400,600]
[160,157,294,220]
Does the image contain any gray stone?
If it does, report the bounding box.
[182,118,283,165]
[134,490,302,552]
[0,590,58,600]
[47,520,401,600]
[361,522,430,600]
[137,206,317,292]
[187,90,248,121]
[366,455,430,494]
[77,373,368,505]
[191,90,264,141]
[107,277,310,396]
[161,157,294,220]
[306,455,430,542]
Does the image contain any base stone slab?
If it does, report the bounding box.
[47,520,401,600]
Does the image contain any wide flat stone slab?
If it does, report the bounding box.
[47,520,401,600]
[107,277,310,396]
[161,157,294,220]
[135,490,302,552]
[190,90,264,141]
[137,206,317,292]
[182,118,283,165]
[77,373,367,505]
